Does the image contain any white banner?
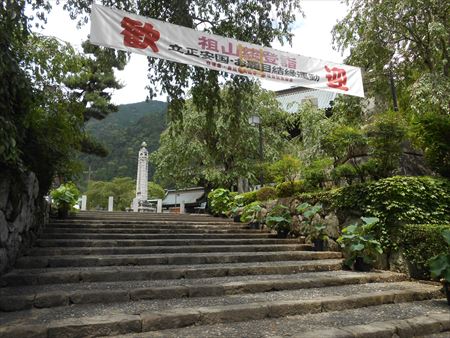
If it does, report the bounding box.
[90,4,364,97]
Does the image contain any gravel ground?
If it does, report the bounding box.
[109,301,450,338]
[0,281,440,326]
[0,270,399,296]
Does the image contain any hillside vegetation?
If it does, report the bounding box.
[79,101,167,185]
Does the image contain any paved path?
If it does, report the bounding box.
[0,211,448,337]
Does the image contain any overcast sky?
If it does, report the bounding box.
[35,0,349,105]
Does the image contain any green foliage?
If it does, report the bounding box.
[266,204,292,232]
[332,164,358,185]
[302,158,333,190]
[80,101,167,185]
[240,201,265,224]
[268,155,301,184]
[412,113,450,178]
[86,177,135,211]
[429,229,450,282]
[148,182,165,199]
[208,188,236,216]
[234,191,258,208]
[151,83,289,189]
[366,111,406,178]
[397,224,450,280]
[322,126,367,166]
[50,182,80,211]
[333,0,448,104]
[296,202,326,241]
[275,180,306,198]
[337,217,383,268]
[255,186,277,202]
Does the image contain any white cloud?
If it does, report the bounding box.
[35,1,349,104]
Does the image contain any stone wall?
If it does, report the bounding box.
[0,169,48,275]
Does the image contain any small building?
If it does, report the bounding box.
[162,187,205,213]
[275,86,336,113]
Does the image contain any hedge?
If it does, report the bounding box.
[398,223,450,279]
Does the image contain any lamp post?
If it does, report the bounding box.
[383,62,398,112]
[248,115,264,186]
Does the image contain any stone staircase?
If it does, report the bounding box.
[0,211,448,338]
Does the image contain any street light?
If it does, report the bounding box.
[248,115,264,186]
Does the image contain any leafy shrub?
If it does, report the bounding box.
[239,191,257,205]
[256,186,277,201]
[296,202,327,241]
[399,224,450,279]
[332,163,358,185]
[337,217,383,268]
[429,229,450,282]
[268,155,301,184]
[276,180,305,198]
[266,204,292,233]
[208,188,235,216]
[240,201,264,224]
[50,182,80,217]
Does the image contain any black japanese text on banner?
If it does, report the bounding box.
[90,4,364,98]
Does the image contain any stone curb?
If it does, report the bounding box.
[0,259,343,287]
[16,251,341,269]
[297,312,450,338]
[27,244,312,257]
[0,287,444,337]
[0,271,404,312]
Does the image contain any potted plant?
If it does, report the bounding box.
[296,202,327,251]
[266,204,292,238]
[428,229,450,305]
[50,183,80,218]
[240,201,264,229]
[337,217,383,271]
[208,188,236,217]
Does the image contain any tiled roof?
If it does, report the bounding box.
[275,86,336,113]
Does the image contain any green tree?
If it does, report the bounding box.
[150,83,289,189]
[86,177,135,211]
[148,182,165,199]
[268,155,301,184]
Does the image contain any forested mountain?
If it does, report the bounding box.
[78,101,167,186]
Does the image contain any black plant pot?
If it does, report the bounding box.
[249,222,260,229]
[313,239,325,251]
[276,229,289,238]
[444,282,450,306]
[353,257,372,272]
[57,205,70,219]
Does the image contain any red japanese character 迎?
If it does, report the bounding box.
[324,65,349,91]
[121,17,160,52]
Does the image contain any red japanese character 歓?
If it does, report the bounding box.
[121,17,160,52]
[324,65,349,91]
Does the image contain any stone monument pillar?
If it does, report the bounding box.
[132,142,149,212]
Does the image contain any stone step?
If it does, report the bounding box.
[39,232,275,240]
[43,227,258,234]
[52,217,236,224]
[46,222,246,229]
[0,282,444,337]
[15,251,342,269]
[0,271,405,312]
[0,259,344,286]
[36,238,300,247]
[27,243,312,256]
[118,303,450,338]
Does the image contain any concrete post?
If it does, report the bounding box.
[81,195,87,211]
[157,199,162,213]
[108,196,113,212]
[180,201,185,214]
